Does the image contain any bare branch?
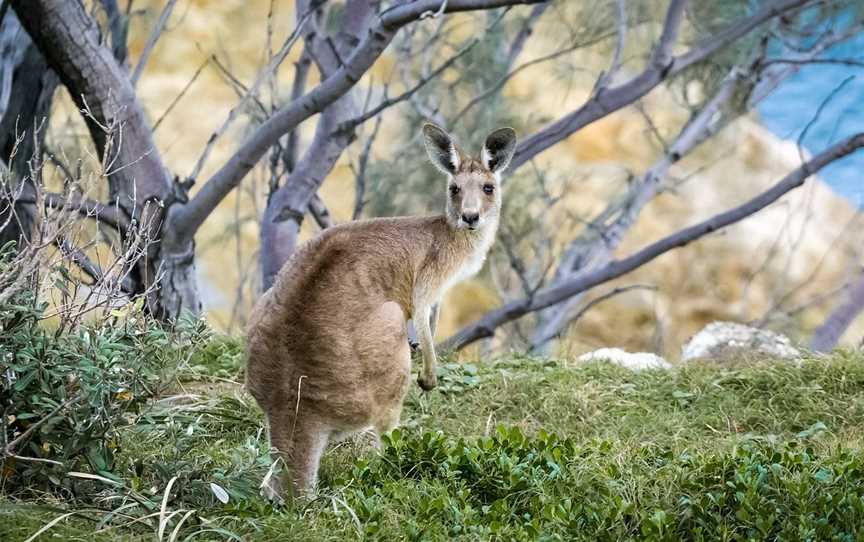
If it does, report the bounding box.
[187,9,313,184]
[511,0,818,171]
[352,114,383,220]
[307,193,334,229]
[53,237,108,287]
[443,131,864,351]
[45,192,126,230]
[811,271,864,352]
[594,0,627,93]
[153,57,208,132]
[548,283,656,342]
[3,394,81,457]
[284,48,311,174]
[530,68,741,348]
[505,2,550,68]
[130,0,177,86]
[455,30,616,121]
[18,191,127,230]
[338,38,478,132]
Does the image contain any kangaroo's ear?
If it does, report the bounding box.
[422,123,460,175]
[481,127,517,173]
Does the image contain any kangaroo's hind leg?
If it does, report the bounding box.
[264,397,331,500]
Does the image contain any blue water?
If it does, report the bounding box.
[758,32,864,207]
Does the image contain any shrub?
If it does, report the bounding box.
[0,279,202,495]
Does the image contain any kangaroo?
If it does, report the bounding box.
[245,123,516,498]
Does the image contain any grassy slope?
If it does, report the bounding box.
[4,345,864,541]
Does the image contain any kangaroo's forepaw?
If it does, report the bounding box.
[418,375,437,391]
[409,340,420,353]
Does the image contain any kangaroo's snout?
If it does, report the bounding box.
[461,212,480,228]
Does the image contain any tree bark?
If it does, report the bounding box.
[0,10,58,249]
[259,0,369,289]
[508,0,816,172]
[529,70,740,350]
[172,0,548,241]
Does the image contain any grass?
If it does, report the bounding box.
[4,339,864,541]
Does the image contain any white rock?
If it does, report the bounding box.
[681,321,800,362]
[576,348,672,371]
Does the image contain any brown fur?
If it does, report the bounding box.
[245,124,516,498]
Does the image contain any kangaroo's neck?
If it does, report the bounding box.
[419,215,498,304]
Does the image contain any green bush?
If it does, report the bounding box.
[0,283,199,495]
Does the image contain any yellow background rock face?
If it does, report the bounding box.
[51,1,862,356]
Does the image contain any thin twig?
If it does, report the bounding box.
[153,57,209,132]
[337,38,479,132]
[4,395,81,455]
[130,0,178,86]
[351,115,382,220]
[187,8,313,182]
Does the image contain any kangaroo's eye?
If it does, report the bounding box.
[483,184,495,194]
[449,185,460,196]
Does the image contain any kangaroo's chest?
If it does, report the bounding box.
[422,227,495,306]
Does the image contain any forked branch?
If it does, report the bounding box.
[510,0,818,171]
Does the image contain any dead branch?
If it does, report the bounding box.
[187,9,313,184]
[510,0,818,172]
[811,271,864,352]
[153,57,208,132]
[352,115,383,220]
[594,0,627,93]
[307,193,333,229]
[529,68,742,348]
[41,192,126,230]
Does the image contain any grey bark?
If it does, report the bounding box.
[0,10,58,249]
[259,0,369,290]
[172,0,549,240]
[508,0,817,172]
[529,70,741,350]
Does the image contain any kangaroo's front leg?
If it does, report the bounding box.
[416,305,438,391]
[429,304,440,337]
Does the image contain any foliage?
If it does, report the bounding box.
[0,270,210,495]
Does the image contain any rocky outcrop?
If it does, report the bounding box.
[681,321,801,362]
[576,347,672,371]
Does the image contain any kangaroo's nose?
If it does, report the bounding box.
[461,212,480,226]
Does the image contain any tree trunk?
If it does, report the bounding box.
[259,0,369,289]
[12,0,201,319]
[0,10,57,249]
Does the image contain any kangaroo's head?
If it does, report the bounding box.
[422,123,517,232]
